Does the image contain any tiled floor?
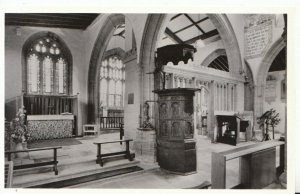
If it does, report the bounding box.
[9,133,283,189]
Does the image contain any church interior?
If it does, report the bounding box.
[4,13,287,189]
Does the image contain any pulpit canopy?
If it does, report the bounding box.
[156,44,197,66]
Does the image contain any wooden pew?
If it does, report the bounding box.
[211,140,284,189]
[5,146,62,175]
[5,161,14,188]
[94,139,134,167]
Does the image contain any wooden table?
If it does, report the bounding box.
[93,139,134,167]
[211,140,285,189]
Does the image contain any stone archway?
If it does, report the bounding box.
[254,37,286,117]
[244,60,255,111]
[201,49,227,67]
[139,14,244,128]
[207,14,243,74]
[88,14,125,123]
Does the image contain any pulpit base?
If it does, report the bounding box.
[157,139,196,175]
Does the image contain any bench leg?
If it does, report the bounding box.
[53,149,58,175]
[54,162,58,175]
[126,141,133,161]
[96,144,104,166]
[120,132,123,145]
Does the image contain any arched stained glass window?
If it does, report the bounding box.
[56,58,68,94]
[42,56,53,93]
[27,54,40,93]
[99,56,125,108]
[100,79,107,106]
[26,35,70,95]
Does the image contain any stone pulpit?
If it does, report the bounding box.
[154,88,198,174]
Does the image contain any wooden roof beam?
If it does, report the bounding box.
[184,14,205,34]
[184,29,219,44]
[164,27,184,44]
[170,14,182,21]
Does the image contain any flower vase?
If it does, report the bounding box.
[13,142,29,159]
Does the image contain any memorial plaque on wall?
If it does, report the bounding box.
[245,14,274,59]
[128,93,134,104]
[265,80,277,104]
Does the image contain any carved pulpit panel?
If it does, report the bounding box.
[154,88,198,174]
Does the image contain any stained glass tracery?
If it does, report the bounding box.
[99,56,125,108]
[26,36,69,95]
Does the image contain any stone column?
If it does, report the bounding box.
[227,83,230,111]
[169,73,174,88]
[208,80,215,141]
[253,85,265,141]
[279,14,287,187]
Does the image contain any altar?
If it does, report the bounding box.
[27,115,74,141]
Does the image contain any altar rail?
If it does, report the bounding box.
[99,117,124,129]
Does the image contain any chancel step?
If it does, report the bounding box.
[28,166,143,188]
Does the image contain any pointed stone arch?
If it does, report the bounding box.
[139,14,243,130]
[88,14,126,123]
[201,49,227,67]
[254,37,286,117]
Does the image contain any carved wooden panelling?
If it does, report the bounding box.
[154,88,198,174]
[160,121,168,137]
[171,121,181,137]
[159,103,167,118]
[185,121,193,137]
[156,88,197,139]
[171,102,180,118]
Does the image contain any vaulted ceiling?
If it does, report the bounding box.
[5,13,99,30]
[159,14,220,47]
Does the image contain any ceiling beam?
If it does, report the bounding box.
[164,27,184,44]
[170,14,182,21]
[6,13,98,21]
[184,14,205,34]
[162,17,209,40]
[215,57,229,71]
[174,17,209,34]
[5,13,99,29]
[184,29,219,44]
[5,21,87,29]
[113,29,125,39]
[211,59,227,72]
[218,56,229,67]
[5,17,91,27]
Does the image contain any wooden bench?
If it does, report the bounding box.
[211,140,284,189]
[94,139,134,167]
[119,123,124,144]
[5,161,13,188]
[5,146,62,175]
